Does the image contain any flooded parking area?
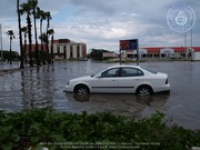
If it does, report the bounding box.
[0,61,200,130]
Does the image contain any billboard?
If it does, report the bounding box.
[120,39,138,50]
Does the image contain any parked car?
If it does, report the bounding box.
[65,65,170,95]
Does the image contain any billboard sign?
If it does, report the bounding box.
[120,39,138,50]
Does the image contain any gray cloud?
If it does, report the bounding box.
[1,0,200,52]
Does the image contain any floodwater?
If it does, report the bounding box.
[0,61,200,130]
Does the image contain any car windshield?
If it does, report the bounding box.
[143,68,157,74]
[90,71,100,77]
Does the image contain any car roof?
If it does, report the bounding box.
[107,64,141,69]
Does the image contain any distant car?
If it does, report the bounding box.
[65,65,170,95]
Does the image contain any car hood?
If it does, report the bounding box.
[70,75,92,82]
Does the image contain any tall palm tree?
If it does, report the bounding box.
[47,29,54,63]
[21,26,28,64]
[45,11,51,64]
[37,8,46,64]
[30,0,40,67]
[17,0,24,69]
[6,30,15,65]
[39,33,48,62]
[20,1,33,67]
[39,33,48,47]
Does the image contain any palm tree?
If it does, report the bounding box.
[39,33,48,62]
[17,0,24,69]
[21,26,28,64]
[20,1,33,67]
[6,30,15,64]
[45,11,51,64]
[39,33,48,47]
[47,29,54,63]
[37,8,46,64]
[30,0,40,67]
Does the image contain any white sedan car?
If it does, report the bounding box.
[65,65,170,95]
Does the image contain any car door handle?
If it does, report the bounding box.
[111,80,116,81]
[135,79,140,80]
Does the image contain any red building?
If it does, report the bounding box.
[23,38,87,60]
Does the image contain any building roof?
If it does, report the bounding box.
[143,47,200,52]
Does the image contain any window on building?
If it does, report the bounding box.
[161,54,165,57]
[70,45,73,58]
[134,54,138,58]
[127,54,133,58]
[154,54,159,58]
[57,46,60,54]
[64,46,66,59]
[142,54,147,58]
[77,45,80,58]
[181,53,185,57]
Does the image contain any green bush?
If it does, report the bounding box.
[0,109,199,150]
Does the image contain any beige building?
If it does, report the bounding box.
[53,39,87,60]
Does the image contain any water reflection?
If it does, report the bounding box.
[21,66,54,109]
[64,92,170,118]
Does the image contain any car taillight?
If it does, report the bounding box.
[165,78,168,84]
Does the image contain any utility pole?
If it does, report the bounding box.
[191,28,193,48]
[0,24,3,70]
[190,28,193,62]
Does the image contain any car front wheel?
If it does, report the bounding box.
[74,85,89,94]
[137,86,153,95]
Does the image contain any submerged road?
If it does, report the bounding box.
[0,61,200,130]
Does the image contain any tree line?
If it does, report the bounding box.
[89,49,109,60]
[6,0,55,68]
[0,50,19,61]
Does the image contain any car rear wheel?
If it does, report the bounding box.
[74,85,89,94]
[137,86,153,95]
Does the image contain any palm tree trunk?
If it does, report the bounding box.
[46,19,50,64]
[46,41,50,63]
[33,10,40,68]
[24,32,27,64]
[40,18,45,65]
[17,0,24,69]
[9,37,12,65]
[27,13,33,67]
[51,34,54,63]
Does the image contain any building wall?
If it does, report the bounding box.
[121,47,200,60]
[193,52,200,60]
[52,39,87,60]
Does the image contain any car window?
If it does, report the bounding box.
[101,68,119,78]
[120,68,143,77]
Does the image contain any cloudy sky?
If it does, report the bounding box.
[0,0,200,53]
